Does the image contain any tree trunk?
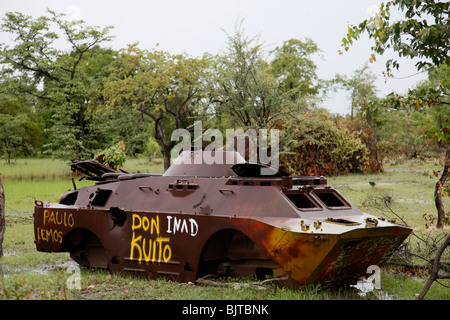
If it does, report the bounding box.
[0,174,5,258]
[162,146,171,172]
[435,149,449,229]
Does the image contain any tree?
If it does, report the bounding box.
[0,97,43,155]
[343,0,449,229]
[0,114,27,164]
[343,0,449,74]
[90,107,153,157]
[332,64,386,171]
[101,44,209,170]
[213,27,320,131]
[0,10,113,161]
[410,63,450,109]
[213,27,279,129]
[270,38,322,101]
[333,64,378,119]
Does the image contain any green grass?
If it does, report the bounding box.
[0,157,449,300]
[4,180,89,213]
[1,157,164,214]
[327,159,450,231]
[0,158,72,181]
[122,158,165,174]
[0,157,164,181]
[380,267,449,300]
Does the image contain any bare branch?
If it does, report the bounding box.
[417,234,450,300]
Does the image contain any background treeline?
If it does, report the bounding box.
[0,10,448,175]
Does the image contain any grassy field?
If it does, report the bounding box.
[0,157,449,300]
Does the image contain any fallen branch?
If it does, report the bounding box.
[196,274,289,290]
[416,234,450,300]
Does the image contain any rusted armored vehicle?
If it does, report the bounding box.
[34,150,412,287]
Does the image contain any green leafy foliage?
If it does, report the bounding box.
[95,141,127,170]
[0,9,113,161]
[343,0,449,74]
[100,44,209,169]
[270,38,322,99]
[0,8,447,178]
[280,110,370,176]
[0,114,28,164]
[333,64,378,119]
[212,24,322,131]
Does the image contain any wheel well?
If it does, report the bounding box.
[61,228,108,269]
[198,229,236,264]
[60,228,103,252]
[197,229,276,280]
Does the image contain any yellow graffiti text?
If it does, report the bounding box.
[130,214,172,264]
[43,209,74,227]
[132,213,159,234]
[36,227,63,243]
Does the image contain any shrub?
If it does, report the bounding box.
[280,111,370,176]
[95,141,127,169]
